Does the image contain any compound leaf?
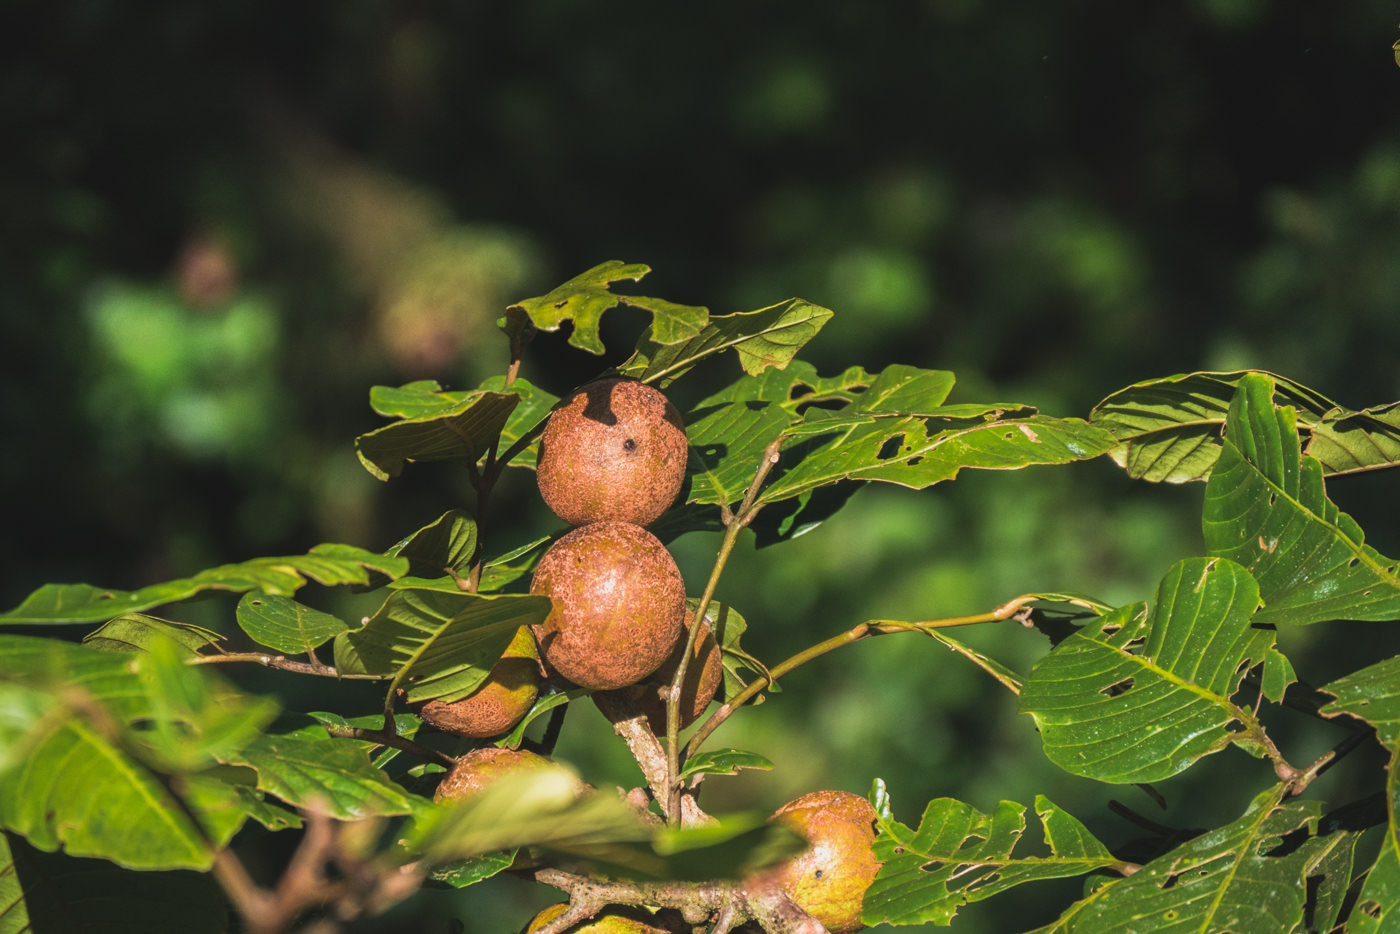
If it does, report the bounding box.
[1019,557,1270,784]
[862,795,1120,927]
[334,589,551,703]
[1202,373,1400,626]
[0,545,408,625]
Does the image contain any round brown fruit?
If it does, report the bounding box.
[415,626,542,738]
[536,378,688,527]
[759,790,883,934]
[529,521,685,691]
[612,616,722,736]
[433,746,582,804]
[525,903,671,934]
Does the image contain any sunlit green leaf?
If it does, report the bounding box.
[334,589,551,703]
[82,614,224,657]
[355,389,519,481]
[679,749,774,782]
[1305,401,1400,476]
[1202,373,1400,626]
[368,380,469,419]
[428,851,516,889]
[0,545,408,625]
[1019,557,1270,783]
[236,592,351,655]
[862,795,1119,927]
[480,376,559,470]
[502,260,708,356]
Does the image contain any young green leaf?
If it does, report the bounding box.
[1019,557,1271,783]
[1202,373,1400,626]
[861,794,1121,927]
[0,544,409,625]
[678,749,775,782]
[501,260,708,356]
[355,388,519,481]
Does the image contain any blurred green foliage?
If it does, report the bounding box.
[4,3,1400,930]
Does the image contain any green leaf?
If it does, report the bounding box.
[334,589,551,703]
[236,592,351,655]
[1090,370,1337,483]
[1320,657,1400,932]
[1202,373,1400,626]
[355,388,519,481]
[475,536,553,593]
[1,831,228,934]
[678,749,775,782]
[502,260,708,356]
[1306,401,1400,476]
[496,688,589,750]
[1031,786,1350,934]
[427,851,516,889]
[480,376,559,470]
[0,544,409,624]
[368,380,470,418]
[221,714,416,820]
[381,508,480,583]
[646,813,804,881]
[620,298,834,385]
[862,794,1119,927]
[1019,557,1270,784]
[82,614,224,657]
[0,637,257,870]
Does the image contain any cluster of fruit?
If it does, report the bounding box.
[421,377,881,933]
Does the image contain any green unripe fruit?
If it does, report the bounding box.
[530,521,686,691]
[536,378,688,528]
[760,790,883,934]
[415,626,542,738]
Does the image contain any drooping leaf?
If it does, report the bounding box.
[1320,657,1400,932]
[678,749,775,782]
[862,795,1120,927]
[0,637,260,870]
[220,714,416,820]
[355,388,519,481]
[497,687,589,750]
[479,376,559,470]
[82,614,224,657]
[1090,370,1337,483]
[1,831,228,934]
[1202,373,1400,626]
[236,592,351,656]
[1305,401,1400,476]
[1030,785,1352,934]
[0,544,409,624]
[384,509,479,579]
[1019,557,1271,784]
[620,298,834,385]
[501,260,708,356]
[334,589,551,703]
[475,535,553,593]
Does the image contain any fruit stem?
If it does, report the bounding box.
[665,438,783,824]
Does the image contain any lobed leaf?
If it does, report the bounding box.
[501,260,708,356]
[0,544,408,625]
[1019,557,1271,784]
[334,588,551,703]
[862,794,1119,927]
[1202,373,1400,626]
[355,388,519,481]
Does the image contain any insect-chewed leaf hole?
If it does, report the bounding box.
[1099,677,1134,698]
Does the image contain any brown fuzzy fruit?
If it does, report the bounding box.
[525,903,671,934]
[536,378,688,527]
[529,521,686,691]
[415,627,542,738]
[433,746,582,804]
[612,616,722,736]
[760,790,882,934]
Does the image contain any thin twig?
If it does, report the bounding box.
[188,653,384,679]
[321,725,454,768]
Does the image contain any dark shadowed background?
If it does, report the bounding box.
[4,3,1400,930]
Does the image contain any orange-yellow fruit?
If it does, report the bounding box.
[536,378,688,527]
[525,903,670,934]
[433,746,580,804]
[416,627,542,738]
[529,521,685,691]
[613,616,722,736]
[761,790,882,934]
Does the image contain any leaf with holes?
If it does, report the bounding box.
[236,592,351,655]
[1305,401,1400,477]
[1029,785,1354,934]
[333,588,552,703]
[0,544,408,624]
[1090,370,1336,483]
[1202,373,1400,626]
[355,388,519,481]
[500,260,708,355]
[862,795,1120,927]
[620,298,834,385]
[1019,557,1271,784]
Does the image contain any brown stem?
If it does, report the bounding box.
[188,654,384,679]
[321,725,455,768]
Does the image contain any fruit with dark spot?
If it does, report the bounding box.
[755,790,883,934]
[415,626,542,738]
[529,521,686,691]
[536,378,688,527]
[433,746,583,804]
[606,615,722,735]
